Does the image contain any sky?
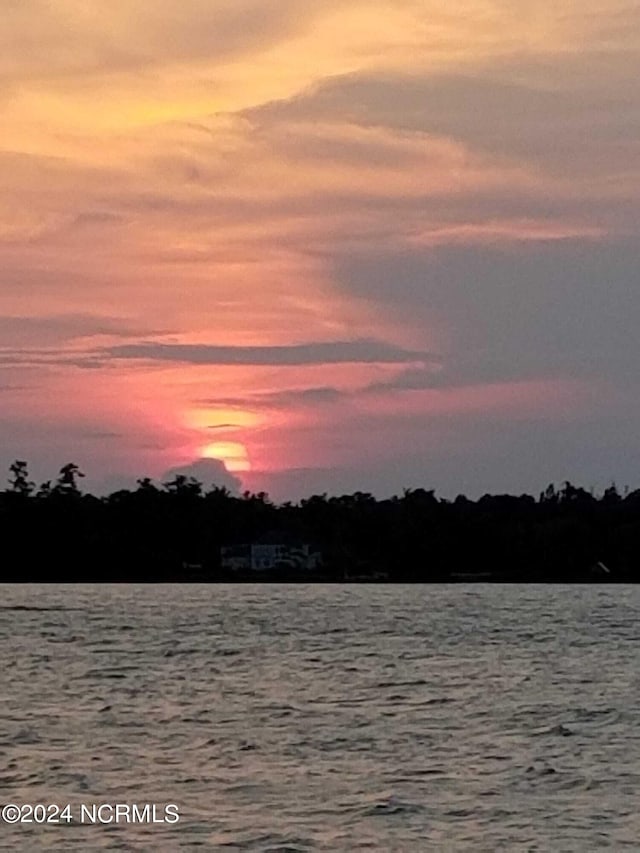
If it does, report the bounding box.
[2,0,640,499]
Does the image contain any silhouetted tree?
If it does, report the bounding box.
[36,481,52,499]
[54,463,85,495]
[136,477,158,493]
[163,475,202,497]
[8,460,34,497]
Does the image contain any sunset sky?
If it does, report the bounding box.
[2,0,640,498]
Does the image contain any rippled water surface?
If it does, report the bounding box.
[1,584,640,851]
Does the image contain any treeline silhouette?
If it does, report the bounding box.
[1,461,639,581]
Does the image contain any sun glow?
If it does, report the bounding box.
[201,440,251,472]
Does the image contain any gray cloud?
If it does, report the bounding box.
[263,386,347,405]
[205,422,246,431]
[364,367,446,394]
[331,238,640,388]
[244,60,640,176]
[101,339,437,367]
[198,386,349,409]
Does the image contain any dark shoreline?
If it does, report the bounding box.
[3,463,639,584]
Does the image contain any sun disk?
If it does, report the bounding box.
[201,440,251,472]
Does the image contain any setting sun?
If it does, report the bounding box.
[201,441,251,472]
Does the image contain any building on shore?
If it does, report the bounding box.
[221,535,322,573]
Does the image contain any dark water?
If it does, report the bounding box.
[0,584,639,851]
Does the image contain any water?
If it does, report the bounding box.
[1,584,639,851]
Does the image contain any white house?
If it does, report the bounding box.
[221,540,321,572]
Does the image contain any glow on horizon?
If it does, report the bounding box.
[201,441,251,473]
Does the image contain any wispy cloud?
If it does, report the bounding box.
[0,313,168,346]
[100,339,438,367]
